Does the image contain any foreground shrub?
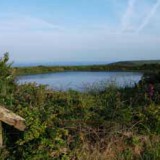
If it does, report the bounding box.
[1,54,160,159]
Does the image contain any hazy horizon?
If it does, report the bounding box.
[0,0,160,63]
[12,60,112,67]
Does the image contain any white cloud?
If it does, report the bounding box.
[121,0,137,32]
[136,0,160,33]
[120,0,160,34]
[0,15,62,32]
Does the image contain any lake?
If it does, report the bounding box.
[17,71,143,91]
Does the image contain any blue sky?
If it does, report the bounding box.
[0,0,160,63]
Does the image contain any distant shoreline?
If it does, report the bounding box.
[13,60,160,75]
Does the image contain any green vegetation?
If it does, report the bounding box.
[14,65,114,75]
[110,60,160,66]
[1,53,160,159]
[14,60,160,76]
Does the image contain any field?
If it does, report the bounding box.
[1,53,160,159]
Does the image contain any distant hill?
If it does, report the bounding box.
[109,60,160,66]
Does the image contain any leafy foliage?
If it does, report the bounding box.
[1,54,160,159]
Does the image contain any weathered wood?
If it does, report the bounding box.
[0,106,26,131]
[0,121,2,147]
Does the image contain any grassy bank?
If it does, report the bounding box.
[1,53,160,159]
[14,61,160,75]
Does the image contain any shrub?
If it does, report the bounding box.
[1,54,160,159]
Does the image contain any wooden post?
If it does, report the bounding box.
[0,121,2,147]
[0,106,26,131]
[0,106,26,147]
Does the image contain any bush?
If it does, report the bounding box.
[1,54,160,159]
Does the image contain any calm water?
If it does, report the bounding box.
[17,71,143,91]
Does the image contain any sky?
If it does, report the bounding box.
[0,0,160,64]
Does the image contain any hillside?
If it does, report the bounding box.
[110,60,160,66]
